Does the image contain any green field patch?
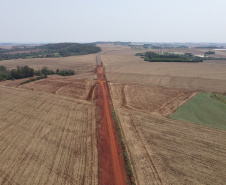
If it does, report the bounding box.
[170,92,226,130]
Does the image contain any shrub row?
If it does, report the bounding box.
[0,65,34,81]
[210,93,226,104]
[205,51,215,54]
[56,69,74,76]
[20,75,47,85]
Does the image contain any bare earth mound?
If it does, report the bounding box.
[0,86,98,185]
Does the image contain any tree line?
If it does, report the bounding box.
[0,43,102,60]
[205,51,215,54]
[136,51,203,63]
[0,65,75,81]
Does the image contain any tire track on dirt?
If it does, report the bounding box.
[97,65,126,185]
[96,52,127,184]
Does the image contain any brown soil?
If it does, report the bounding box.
[96,65,127,185]
[86,83,97,101]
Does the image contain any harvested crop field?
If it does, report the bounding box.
[0,85,98,185]
[116,108,226,185]
[109,82,195,117]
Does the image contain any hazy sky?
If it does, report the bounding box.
[1,0,226,43]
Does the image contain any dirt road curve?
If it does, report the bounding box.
[97,54,126,185]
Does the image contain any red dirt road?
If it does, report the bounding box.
[97,65,127,185]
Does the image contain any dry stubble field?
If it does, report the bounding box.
[116,108,226,185]
[101,45,226,184]
[0,86,98,185]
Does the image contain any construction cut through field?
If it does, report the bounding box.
[0,85,98,185]
[170,92,226,130]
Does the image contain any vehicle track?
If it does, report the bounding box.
[97,65,126,185]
